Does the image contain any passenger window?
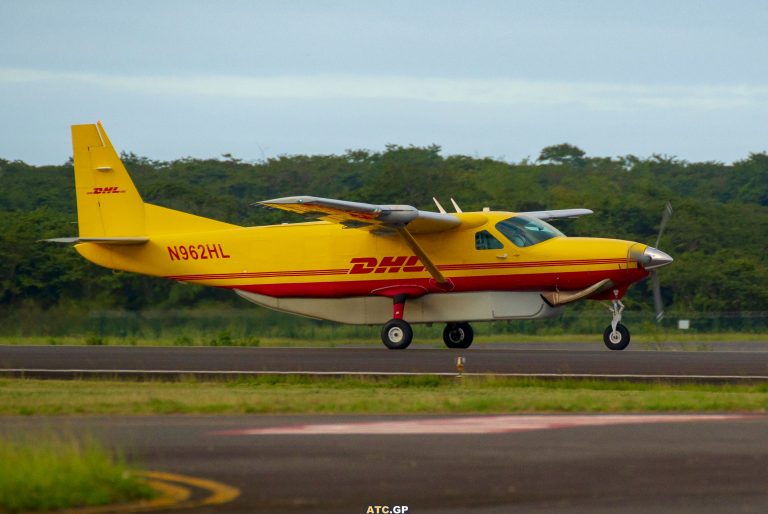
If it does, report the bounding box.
[475,230,504,250]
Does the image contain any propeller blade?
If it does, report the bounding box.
[655,202,673,249]
[651,271,664,322]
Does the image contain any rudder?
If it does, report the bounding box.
[72,122,146,238]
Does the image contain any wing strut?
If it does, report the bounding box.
[394,226,449,285]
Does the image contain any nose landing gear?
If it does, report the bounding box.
[603,299,630,350]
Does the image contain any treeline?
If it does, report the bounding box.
[1,143,767,321]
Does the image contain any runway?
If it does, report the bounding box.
[3,344,767,512]
[1,344,768,381]
[1,414,766,513]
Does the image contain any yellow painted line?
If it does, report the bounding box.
[56,470,239,514]
[138,470,241,507]
[144,480,192,503]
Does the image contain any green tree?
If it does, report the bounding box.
[2,145,767,318]
[537,143,586,168]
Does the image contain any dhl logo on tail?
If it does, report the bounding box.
[86,186,126,195]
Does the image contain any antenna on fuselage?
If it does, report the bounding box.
[450,198,463,213]
[433,197,447,214]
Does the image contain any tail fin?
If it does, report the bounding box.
[72,122,146,238]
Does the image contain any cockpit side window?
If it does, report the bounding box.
[475,230,504,250]
[496,215,564,247]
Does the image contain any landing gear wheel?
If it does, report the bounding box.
[443,322,474,349]
[603,323,630,351]
[381,319,413,350]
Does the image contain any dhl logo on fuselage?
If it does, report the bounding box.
[86,186,126,195]
[349,256,424,274]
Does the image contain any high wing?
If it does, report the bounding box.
[256,196,461,234]
[257,196,460,285]
[521,208,593,220]
[256,197,592,287]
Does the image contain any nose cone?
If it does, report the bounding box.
[642,246,673,270]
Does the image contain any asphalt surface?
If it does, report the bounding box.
[3,344,768,512]
[1,344,768,381]
[1,414,767,513]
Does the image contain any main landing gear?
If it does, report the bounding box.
[443,322,474,349]
[379,295,475,350]
[603,299,630,350]
[381,295,413,350]
[381,319,413,350]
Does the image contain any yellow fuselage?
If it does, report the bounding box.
[76,211,648,300]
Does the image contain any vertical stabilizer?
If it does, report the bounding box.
[72,122,146,237]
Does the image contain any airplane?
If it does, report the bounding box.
[48,122,674,351]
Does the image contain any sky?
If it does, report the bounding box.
[1,0,767,165]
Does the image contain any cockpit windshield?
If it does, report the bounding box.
[495,215,565,247]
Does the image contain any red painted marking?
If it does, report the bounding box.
[213,414,747,436]
[438,258,628,271]
[167,257,634,282]
[348,256,628,275]
[349,257,377,274]
[86,186,126,195]
[393,301,405,319]
[215,268,648,298]
[403,255,423,273]
[166,268,350,280]
[370,285,429,299]
[376,256,408,274]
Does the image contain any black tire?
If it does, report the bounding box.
[381,319,413,350]
[443,322,474,349]
[603,323,630,350]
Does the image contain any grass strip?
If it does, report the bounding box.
[0,431,155,512]
[0,376,766,415]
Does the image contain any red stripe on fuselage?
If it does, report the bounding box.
[165,258,631,282]
[166,269,349,281]
[226,268,648,298]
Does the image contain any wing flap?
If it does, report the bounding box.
[257,196,460,234]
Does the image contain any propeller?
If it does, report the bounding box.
[650,202,673,321]
[655,201,673,249]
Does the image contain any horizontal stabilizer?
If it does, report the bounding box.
[43,237,149,245]
[522,209,593,220]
